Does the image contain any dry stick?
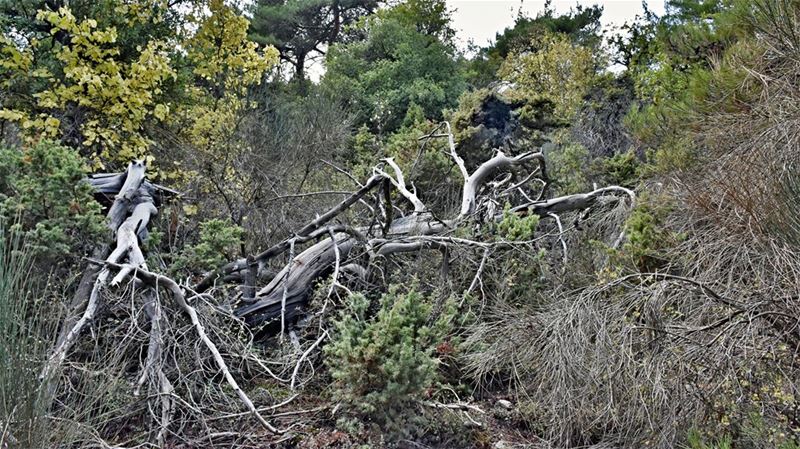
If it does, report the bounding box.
[610,272,747,311]
[110,201,157,286]
[94,260,284,435]
[515,185,635,217]
[499,169,541,197]
[548,212,568,266]
[1,410,19,448]
[421,401,485,427]
[411,121,447,176]
[460,150,546,217]
[376,158,426,213]
[289,330,328,391]
[264,190,355,202]
[42,200,157,379]
[166,277,282,434]
[48,162,147,372]
[421,400,485,414]
[462,247,490,307]
[240,155,634,327]
[280,239,296,338]
[319,159,363,187]
[39,268,106,381]
[135,292,160,395]
[326,228,342,299]
[135,289,174,447]
[40,203,156,381]
[208,394,299,421]
[443,121,469,182]
[516,186,534,203]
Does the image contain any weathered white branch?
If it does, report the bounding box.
[514,185,634,216]
[290,330,328,391]
[236,184,633,328]
[107,161,147,232]
[460,150,546,218]
[443,121,469,182]
[549,212,568,266]
[135,291,173,447]
[110,201,158,286]
[42,162,153,381]
[374,239,449,256]
[280,239,296,337]
[376,158,426,213]
[194,175,385,293]
[463,247,490,305]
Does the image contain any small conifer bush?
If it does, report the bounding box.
[325,284,455,436]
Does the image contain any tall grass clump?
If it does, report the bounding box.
[0,225,53,448]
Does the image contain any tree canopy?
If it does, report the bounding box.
[249,0,379,82]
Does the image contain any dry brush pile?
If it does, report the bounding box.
[19,123,635,447]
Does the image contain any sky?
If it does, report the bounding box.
[448,0,667,52]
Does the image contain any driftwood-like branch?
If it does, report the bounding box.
[443,121,469,182]
[155,127,634,329]
[290,330,328,390]
[110,201,158,286]
[235,188,632,327]
[194,175,385,293]
[460,150,546,217]
[376,158,426,213]
[136,290,173,447]
[514,186,634,216]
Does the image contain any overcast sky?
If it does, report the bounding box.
[448,0,667,51]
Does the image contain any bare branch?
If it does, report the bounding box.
[461,150,546,217]
[97,260,285,435]
[290,330,328,391]
[375,158,426,213]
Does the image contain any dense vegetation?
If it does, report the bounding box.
[1,0,799,447]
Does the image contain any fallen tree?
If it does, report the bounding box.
[222,126,634,328]
[43,123,634,445]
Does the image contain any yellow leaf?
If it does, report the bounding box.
[0,109,24,121]
[183,204,199,216]
[154,103,168,120]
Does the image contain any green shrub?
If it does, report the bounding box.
[171,218,243,273]
[0,141,104,263]
[548,138,591,194]
[594,148,640,188]
[496,204,540,241]
[622,192,674,271]
[687,429,733,449]
[325,285,456,437]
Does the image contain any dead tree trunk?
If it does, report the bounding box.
[43,161,284,439]
[37,120,635,445]
[42,160,158,381]
[219,125,635,328]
